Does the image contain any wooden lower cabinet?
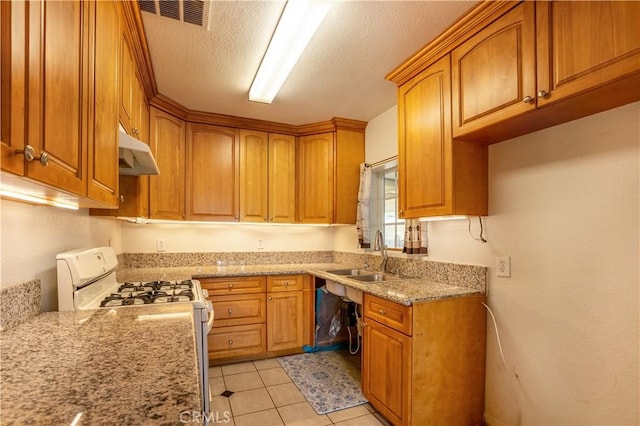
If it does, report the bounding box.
[363,319,412,424]
[202,274,309,363]
[362,293,487,426]
[267,275,304,352]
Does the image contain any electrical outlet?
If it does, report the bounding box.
[156,239,166,252]
[496,256,511,278]
[257,239,264,250]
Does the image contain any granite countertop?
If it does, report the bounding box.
[0,304,201,425]
[117,263,483,306]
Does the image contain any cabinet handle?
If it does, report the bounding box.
[269,217,274,221]
[228,284,233,290]
[119,195,125,204]
[14,145,49,166]
[132,127,139,135]
[228,340,233,345]
[523,96,533,104]
[537,90,548,99]
[284,282,289,287]
[264,216,268,221]
[234,216,240,221]
[378,309,386,316]
[227,309,233,315]
[268,296,273,301]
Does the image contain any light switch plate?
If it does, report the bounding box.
[496,256,511,278]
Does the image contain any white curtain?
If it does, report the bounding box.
[356,163,372,248]
[403,218,428,254]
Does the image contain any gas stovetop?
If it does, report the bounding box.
[100,280,197,307]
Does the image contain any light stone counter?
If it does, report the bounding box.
[117,263,484,306]
[0,304,201,425]
[308,268,483,306]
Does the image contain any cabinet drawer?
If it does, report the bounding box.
[200,276,266,295]
[267,274,303,292]
[364,294,413,336]
[208,323,266,359]
[211,293,266,328]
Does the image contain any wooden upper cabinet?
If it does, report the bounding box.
[334,128,365,224]
[297,133,334,224]
[87,0,120,207]
[149,107,185,220]
[399,55,487,218]
[1,1,27,175]
[25,0,88,196]
[2,1,120,209]
[452,2,536,138]
[449,1,639,141]
[186,123,240,221]
[119,31,135,134]
[536,0,640,107]
[239,130,268,222]
[268,133,296,223]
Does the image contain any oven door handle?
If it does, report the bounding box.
[205,300,214,333]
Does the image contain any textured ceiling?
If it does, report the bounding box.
[140,0,477,125]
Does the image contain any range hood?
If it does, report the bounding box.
[118,130,160,176]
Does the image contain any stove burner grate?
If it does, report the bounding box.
[100,280,196,307]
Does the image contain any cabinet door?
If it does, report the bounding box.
[268,133,296,223]
[297,133,334,223]
[26,0,88,195]
[334,129,364,224]
[362,319,412,426]
[149,107,185,220]
[186,123,240,221]
[239,130,268,222]
[119,31,134,133]
[267,291,303,351]
[536,1,640,107]
[131,71,146,139]
[398,56,452,218]
[451,2,536,138]
[86,0,119,207]
[1,1,27,175]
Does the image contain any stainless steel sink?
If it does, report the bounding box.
[347,273,402,282]
[324,268,372,276]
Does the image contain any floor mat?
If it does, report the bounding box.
[277,350,368,415]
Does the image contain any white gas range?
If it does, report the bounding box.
[56,247,214,414]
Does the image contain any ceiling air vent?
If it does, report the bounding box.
[138,0,207,28]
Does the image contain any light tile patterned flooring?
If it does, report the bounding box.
[209,358,390,426]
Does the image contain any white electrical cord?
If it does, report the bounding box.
[347,304,361,355]
[482,302,508,368]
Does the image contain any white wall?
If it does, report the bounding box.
[364,105,397,164]
[362,101,640,425]
[0,200,121,311]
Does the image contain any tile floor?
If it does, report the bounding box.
[209,358,390,426]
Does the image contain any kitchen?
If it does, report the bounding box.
[1,1,639,425]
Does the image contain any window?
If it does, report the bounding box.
[370,162,404,250]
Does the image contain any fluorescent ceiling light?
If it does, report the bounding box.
[249,0,333,104]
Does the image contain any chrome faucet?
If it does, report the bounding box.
[373,230,389,273]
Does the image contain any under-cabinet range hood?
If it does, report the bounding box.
[118,130,159,176]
